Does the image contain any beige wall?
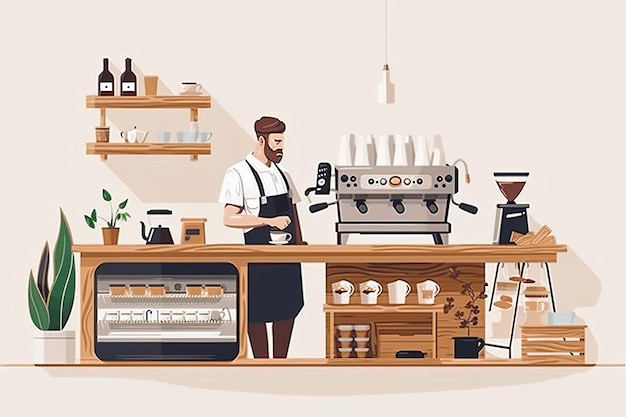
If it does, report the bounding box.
[0,0,623,413]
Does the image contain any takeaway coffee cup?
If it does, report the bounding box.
[417,280,441,305]
[387,279,412,304]
[359,280,383,304]
[331,280,355,304]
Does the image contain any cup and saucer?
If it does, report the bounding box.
[269,229,292,245]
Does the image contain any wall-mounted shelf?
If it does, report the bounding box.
[86,143,211,161]
[86,95,212,161]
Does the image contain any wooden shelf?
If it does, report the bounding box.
[86,143,211,161]
[86,95,211,109]
[323,304,443,313]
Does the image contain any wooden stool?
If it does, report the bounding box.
[521,325,586,364]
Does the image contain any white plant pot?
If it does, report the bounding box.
[33,329,76,364]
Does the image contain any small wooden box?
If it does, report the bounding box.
[521,325,586,364]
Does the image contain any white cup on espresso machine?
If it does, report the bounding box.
[387,279,412,304]
[331,280,355,304]
[417,280,441,305]
[359,280,383,304]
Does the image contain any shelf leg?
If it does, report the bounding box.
[329,312,335,359]
[190,108,198,122]
[100,108,106,127]
[100,154,107,161]
[190,154,199,161]
[432,311,438,359]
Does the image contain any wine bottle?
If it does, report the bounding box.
[120,57,137,96]
[97,58,114,96]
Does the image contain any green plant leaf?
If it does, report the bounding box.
[102,189,112,202]
[118,199,128,209]
[28,270,50,330]
[36,242,50,302]
[47,208,76,331]
[84,215,95,229]
[90,209,97,222]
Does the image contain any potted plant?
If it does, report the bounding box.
[443,267,488,358]
[84,188,130,245]
[28,208,76,364]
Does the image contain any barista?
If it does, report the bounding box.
[218,116,305,358]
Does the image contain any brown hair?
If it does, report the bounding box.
[254,116,286,140]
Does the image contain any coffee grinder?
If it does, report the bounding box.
[493,172,530,244]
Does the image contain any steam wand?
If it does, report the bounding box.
[452,158,471,184]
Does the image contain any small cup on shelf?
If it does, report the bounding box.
[338,347,353,358]
[354,347,370,358]
[157,132,171,143]
[95,126,110,143]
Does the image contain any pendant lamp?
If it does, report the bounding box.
[377,0,395,104]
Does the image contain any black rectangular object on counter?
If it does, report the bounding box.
[395,350,426,359]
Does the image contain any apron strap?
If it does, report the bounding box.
[245,159,266,198]
[274,164,291,192]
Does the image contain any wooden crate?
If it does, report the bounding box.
[521,325,586,364]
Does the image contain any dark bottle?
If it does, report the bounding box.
[97,58,114,96]
[120,57,137,96]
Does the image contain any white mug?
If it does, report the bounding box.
[210,308,231,321]
[359,280,383,304]
[387,279,412,304]
[331,280,355,304]
[417,280,441,305]
[181,82,203,95]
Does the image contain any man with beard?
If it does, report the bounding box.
[218,116,305,358]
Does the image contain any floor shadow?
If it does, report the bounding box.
[41,365,592,396]
[101,86,254,203]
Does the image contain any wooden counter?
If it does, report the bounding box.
[73,244,568,365]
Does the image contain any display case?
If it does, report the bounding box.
[94,262,239,361]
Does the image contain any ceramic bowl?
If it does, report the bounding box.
[176,132,213,143]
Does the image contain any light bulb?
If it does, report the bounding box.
[377,64,395,104]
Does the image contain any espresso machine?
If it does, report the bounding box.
[307,163,479,244]
[492,172,530,244]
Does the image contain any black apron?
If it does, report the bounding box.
[244,160,304,323]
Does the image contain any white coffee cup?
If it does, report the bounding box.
[332,280,355,304]
[157,131,171,143]
[387,279,412,304]
[180,82,203,95]
[210,308,231,321]
[359,280,383,304]
[417,279,441,305]
[269,230,292,244]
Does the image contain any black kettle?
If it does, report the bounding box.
[140,209,175,244]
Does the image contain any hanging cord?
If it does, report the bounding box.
[385,0,388,65]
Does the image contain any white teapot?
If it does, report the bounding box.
[121,126,149,143]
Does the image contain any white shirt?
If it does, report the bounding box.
[218,153,302,221]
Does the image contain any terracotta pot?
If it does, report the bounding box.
[102,227,120,245]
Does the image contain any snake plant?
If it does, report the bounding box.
[28,208,76,331]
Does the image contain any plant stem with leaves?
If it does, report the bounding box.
[84,188,130,229]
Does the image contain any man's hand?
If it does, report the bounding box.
[267,215,291,230]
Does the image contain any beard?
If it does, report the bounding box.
[264,141,283,163]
